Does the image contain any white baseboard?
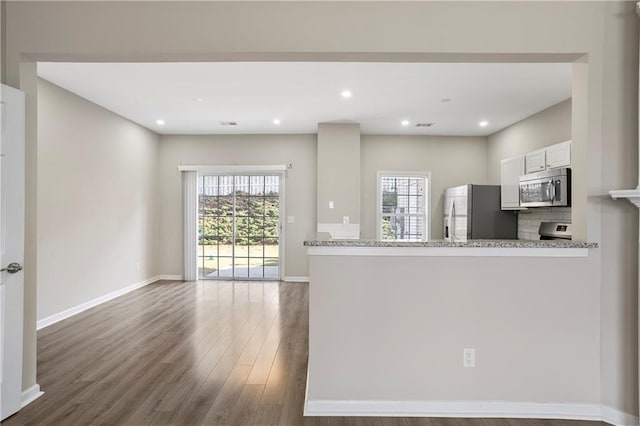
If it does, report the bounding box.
[284,276,309,283]
[157,274,183,281]
[601,405,640,426]
[303,369,311,416]
[305,400,638,425]
[37,275,162,330]
[21,384,43,408]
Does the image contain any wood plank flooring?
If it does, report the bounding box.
[4,280,605,426]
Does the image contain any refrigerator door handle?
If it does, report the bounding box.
[446,199,455,241]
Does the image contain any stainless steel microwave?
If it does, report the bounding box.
[519,168,571,208]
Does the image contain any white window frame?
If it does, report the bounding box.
[376,171,431,241]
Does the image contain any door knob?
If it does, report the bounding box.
[1,263,23,273]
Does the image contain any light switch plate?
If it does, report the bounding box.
[287,216,295,224]
[463,348,475,368]
[329,201,334,209]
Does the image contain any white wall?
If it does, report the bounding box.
[360,135,488,240]
[317,124,360,233]
[157,134,317,279]
[4,0,638,418]
[598,3,639,412]
[308,254,600,406]
[37,78,159,320]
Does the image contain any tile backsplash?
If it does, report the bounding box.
[517,207,571,241]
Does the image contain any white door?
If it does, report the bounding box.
[0,84,26,421]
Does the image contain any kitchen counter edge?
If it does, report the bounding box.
[304,240,597,249]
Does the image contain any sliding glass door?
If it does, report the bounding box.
[198,174,281,280]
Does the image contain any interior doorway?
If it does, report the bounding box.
[197,174,282,280]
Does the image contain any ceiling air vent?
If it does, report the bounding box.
[219,121,238,126]
[415,122,434,127]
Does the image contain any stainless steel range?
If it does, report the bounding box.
[538,221,572,240]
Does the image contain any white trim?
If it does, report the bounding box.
[21,384,43,408]
[610,187,640,208]
[304,400,635,424]
[279,172,286,281]
[178,164,286,174]
[601,405,640,426]
[157,275,183,281]
[306,246,591,257]
[376,171,431,241]
[284,276,309,282]
[36,276,161,330]
[303,369,311,416]
[182,171,198,281]
[182,170,200,281]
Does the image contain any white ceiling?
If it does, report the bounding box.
[37,62,571,136]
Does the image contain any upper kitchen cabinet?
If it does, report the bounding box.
[525,149,546,174]
[525,141,571,174]
[545,140,571,169]
[501,156,525,210]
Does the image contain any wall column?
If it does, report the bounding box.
[609,0,640,416]
[316,123,361,239]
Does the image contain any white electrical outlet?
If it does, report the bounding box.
[463,348,475,368]
[329,201,334,209]
[136,261,141,271]
[287,216,295,224]
[343,216,349,224]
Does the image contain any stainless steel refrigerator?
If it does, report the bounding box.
[444,184,517,241]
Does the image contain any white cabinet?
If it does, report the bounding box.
[499,141,571,210]
[525,140,571,174]
[525,149,546,174]
[500,156,525,210]
[545,140,571,169]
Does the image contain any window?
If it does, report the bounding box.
[377,172,430,241]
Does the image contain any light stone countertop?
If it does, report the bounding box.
[303,239,598,249]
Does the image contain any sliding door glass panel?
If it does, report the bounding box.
[199,176,219,278]
[197,173,280,280]
[261,176,280,279]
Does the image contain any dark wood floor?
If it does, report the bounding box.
[5,280,604,426]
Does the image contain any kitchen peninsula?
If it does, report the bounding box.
[304,238,599,419]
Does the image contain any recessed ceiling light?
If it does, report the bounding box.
[273,119,281,125]
[479,120,489,127]
[156,119,165,125]
[441,98,452,103]
[401,120,410,126]
[341,90,352,99]
[194,98,204,102]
